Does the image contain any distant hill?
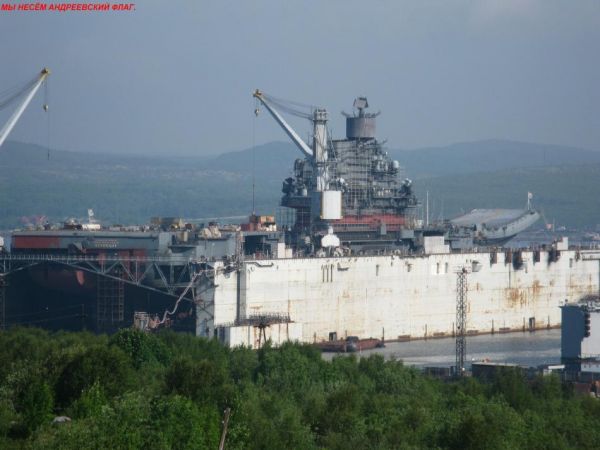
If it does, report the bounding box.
[412,165,600,228]
[188,139,600,180]
[391,139,600,179]
[202,141,297,179]
[0,141,280,228]
[0,139,599,230]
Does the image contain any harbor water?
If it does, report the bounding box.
[323,329,561,369]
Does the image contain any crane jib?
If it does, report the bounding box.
[0,68,50,149]
[253,89,314,159]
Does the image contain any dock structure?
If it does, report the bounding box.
[0,253,217,331]
[561,295,600,361]
[197,243,600,348]
[0,253,207,294]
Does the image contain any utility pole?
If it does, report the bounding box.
[218,407,231,450]
[455,267,468,376]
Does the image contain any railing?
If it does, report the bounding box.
[0,253,195,264]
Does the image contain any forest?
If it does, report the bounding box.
[0,327,599,449]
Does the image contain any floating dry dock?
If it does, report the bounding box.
[196,238,600,348]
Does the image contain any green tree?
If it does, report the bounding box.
[165,357,233,408]
[147,395,220,449]
[68,381,107,419]
[110,328,170,369]
[20,378,54,433]
[55,345,134,407]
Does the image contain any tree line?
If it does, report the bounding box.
[0,327,599,449]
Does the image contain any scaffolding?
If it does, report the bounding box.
[0,253,218,332]
[333,139,376,213]
[96,270,124,330]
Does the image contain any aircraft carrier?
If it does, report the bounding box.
[1,90,598,347]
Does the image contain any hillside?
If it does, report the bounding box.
[0,139,599,229]
[0,141,279,227]
[392,139,600,178]
[189,139,600,179]
[412,165,600,228]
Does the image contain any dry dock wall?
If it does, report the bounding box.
[197,248,600,348]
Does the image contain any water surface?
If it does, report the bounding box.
[323,329,561,369]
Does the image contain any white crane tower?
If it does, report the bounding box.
[252,90,342,221]
[0,68,50,148]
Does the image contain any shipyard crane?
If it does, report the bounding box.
[0,68,50,148]
[253,90,330,192]
[253,90,314,158]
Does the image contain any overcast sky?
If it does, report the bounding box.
[0,0,599,155]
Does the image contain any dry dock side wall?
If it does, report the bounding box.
[196,249,600,347]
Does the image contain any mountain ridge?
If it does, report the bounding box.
[1,139,598,229]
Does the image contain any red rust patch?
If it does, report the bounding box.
[12,236,61,249]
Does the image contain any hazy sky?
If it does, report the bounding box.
[1,0,599,155]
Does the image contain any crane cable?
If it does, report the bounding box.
[0,75,38,110]
[0,72,51,159]
[260,92,316,120]
[252,97,257,215]
[44,76,50,160]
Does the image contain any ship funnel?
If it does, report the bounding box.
[343,97,379,140]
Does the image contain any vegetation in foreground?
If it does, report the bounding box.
[0,327,599,449]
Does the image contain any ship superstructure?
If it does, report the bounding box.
[255,91,421,253]
[254,91,539,253]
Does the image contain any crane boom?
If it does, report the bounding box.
[0,68,50,148]
[253,89,313,158]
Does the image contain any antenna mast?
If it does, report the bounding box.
[455,267,468,376]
